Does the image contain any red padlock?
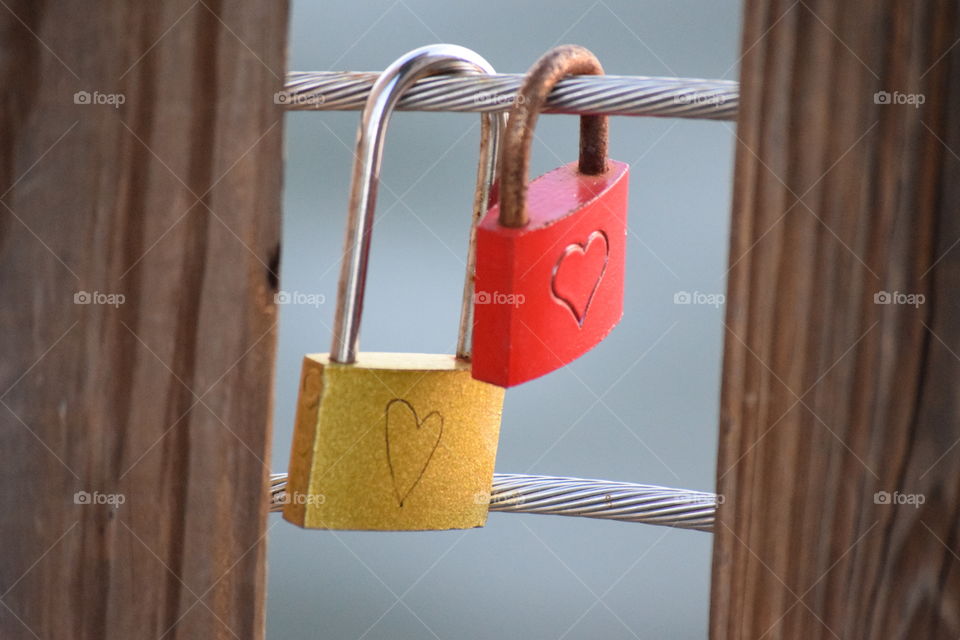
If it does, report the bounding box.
[472,45,629,387]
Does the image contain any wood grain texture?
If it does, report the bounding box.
[711,1,960,638]
[0,2,287,638]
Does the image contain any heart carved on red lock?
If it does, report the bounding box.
[551,230,610,327]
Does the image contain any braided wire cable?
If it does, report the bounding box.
[280,72,738,120]
[269,473,715,532]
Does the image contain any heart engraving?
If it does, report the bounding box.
[384,399,444,507]
[551,230,610,327]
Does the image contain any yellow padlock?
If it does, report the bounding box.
[284,45,505,531]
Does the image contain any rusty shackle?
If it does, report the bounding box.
[497,45,610,228]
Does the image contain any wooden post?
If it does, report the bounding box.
[712,1,960,638]
[0,2,287,638]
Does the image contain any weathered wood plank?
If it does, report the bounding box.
[711,1,960,638]
[0,2,287,638]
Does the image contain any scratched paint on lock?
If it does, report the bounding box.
[284,353,504,530]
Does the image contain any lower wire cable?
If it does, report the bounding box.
[269,473,715,532]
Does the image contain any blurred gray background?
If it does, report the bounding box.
[269,1,740,637]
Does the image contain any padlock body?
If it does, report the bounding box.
[473,160,629,387]
[283,352,504,530]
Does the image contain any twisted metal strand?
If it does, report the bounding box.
[269,473,715,532]
[281,72,738,121]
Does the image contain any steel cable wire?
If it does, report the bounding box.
[269,473,716,532]
[281,72,737,120]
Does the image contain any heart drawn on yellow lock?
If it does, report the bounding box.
[384,398,444,507]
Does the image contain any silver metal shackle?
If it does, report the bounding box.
[330,44,504,364]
